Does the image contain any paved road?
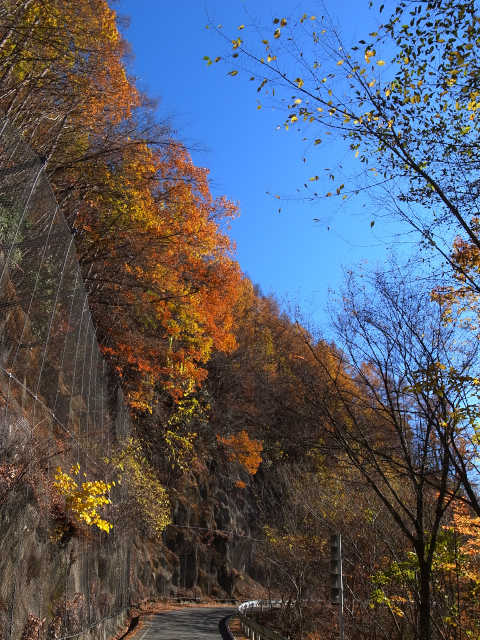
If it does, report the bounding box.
[137,607,238,640]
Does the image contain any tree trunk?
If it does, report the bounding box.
[418,560,431,640]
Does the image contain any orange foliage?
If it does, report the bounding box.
[79,140,242,409]
[218,430,263,483]
[432,218,480,328]
[451,503,480,561]
[0,1,243,411]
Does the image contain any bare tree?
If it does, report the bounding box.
[277,263,480,640]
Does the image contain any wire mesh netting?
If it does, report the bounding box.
[0,113,140,640]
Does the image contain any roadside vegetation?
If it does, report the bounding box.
[2,1,480,639]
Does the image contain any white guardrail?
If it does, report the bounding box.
[237,600,287,640]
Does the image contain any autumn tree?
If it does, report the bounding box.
[288,263,480,640]
[207,10,480,634]
[205,276,328,462]
[218,265,480,639]
[211,0,480,306]
[0,0,249,558]
[255,458,430,640]
[0,0,243,417]
[78,139,242,412]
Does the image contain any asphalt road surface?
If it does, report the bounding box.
[137,607,238,640]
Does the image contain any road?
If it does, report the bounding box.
[136,606,238,640]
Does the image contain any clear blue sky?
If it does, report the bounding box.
[118,0,391,317]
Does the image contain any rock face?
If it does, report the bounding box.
[0,112,266,640]
[163,460,265,600]
[0,448,265,640]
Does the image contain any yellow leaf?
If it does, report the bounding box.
[294,99,302,104]
[274,28,281,39]
[376,60,385,66]
[228,70,238,76]
[238,25,245,29]
[280,18,287,27]
[337,60,344,65]
[295,77,304,88]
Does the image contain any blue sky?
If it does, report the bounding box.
[119,0,391,317]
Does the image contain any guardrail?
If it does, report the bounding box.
[237,600,287,640]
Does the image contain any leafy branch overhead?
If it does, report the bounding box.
[208,2,480,286]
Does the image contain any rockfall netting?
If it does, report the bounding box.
[0,113,144,640]
[0,111,258,640]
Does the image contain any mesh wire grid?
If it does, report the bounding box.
[0,114,139,640]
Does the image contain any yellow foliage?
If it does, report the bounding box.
[164,393,209,470]
[107,439,171,536]
[54,464,113,533]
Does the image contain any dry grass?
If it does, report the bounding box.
[228,615,250,640]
